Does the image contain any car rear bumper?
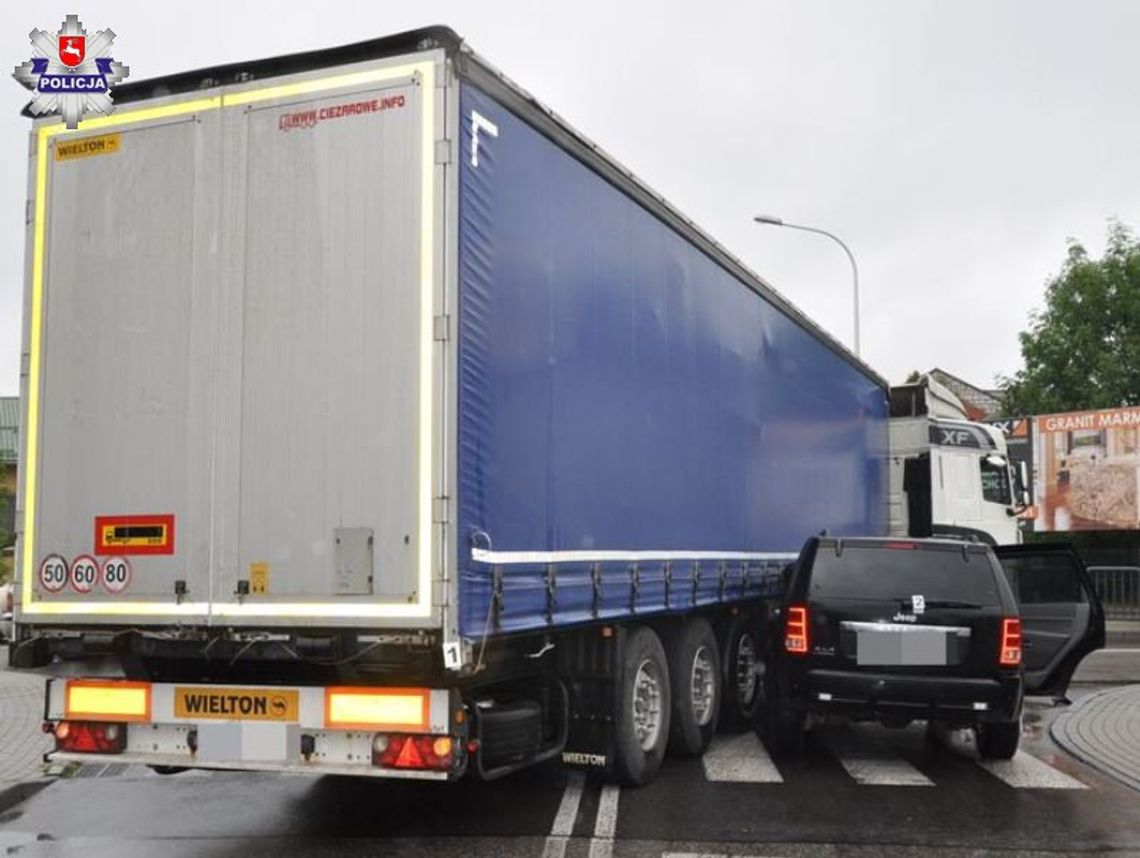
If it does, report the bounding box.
[784,668,1023,724]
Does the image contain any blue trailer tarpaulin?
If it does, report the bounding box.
[456,82,888,637]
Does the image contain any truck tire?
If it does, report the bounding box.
[976,718,1020,760]
[668,617,721,757]
[720,613,763,732]
[614,625,671,786]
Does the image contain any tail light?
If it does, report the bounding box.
[999,617,1022,667]
[784,604,810,655]
[53,720,127,754]
[372,733,456,771]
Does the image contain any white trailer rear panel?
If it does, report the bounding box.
[17,50,452,630]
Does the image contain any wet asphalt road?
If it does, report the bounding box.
[1,694,1138,857]
[0,650,1137,857]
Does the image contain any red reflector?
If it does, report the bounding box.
[394,735,424,768]
[884,541,917,550]
[374,734,457,771]
[785,604,809,655]
[54,720,127,754]
[999,617,1022,667]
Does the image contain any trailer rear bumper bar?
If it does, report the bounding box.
[43,678,466,779]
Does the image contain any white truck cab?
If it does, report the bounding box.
[889,376,1027,546]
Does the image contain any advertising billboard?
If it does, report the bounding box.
[1034,406,1140,531]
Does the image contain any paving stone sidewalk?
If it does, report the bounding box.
[0,655,52,790]
[1052,684,1140,792]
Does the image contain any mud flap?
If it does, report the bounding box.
[558,626,622,777]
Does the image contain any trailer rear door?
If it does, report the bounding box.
[19,55,445,628]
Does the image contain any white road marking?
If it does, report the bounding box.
[661,852,785,857]
[824,731,933,786]
[588,783,621,858]
[702,733,784,783]
[836,752,934,786]
[978,750,1088,789]
[542,771,586,858]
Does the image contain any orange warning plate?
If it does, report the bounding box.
[94,514,175,556]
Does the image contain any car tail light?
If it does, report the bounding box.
[884,541,917,550]
[372,733,456,771]
[784,604,809,655]
[999,617,1022,667]
[54,720,127,754]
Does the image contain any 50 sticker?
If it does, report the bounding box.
[38,554,69,592]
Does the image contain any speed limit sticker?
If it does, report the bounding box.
[70,555,99,593]
[38,554,69,593]
[100,557,132,593]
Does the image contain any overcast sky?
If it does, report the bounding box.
[2,0,1138,397]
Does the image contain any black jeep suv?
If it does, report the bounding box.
[764,537,1104,759]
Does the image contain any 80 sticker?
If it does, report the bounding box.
[38,554,69,592]
[100,557,132,593]
[70,555,99,593]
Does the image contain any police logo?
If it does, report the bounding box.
[13,14,129,129]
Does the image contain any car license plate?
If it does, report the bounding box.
[856,627,948,666]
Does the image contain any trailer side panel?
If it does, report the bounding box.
[456,83,888,637]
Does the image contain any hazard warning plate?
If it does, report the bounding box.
[174,687,299,722]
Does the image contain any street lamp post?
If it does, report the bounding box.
[752,215,861,357]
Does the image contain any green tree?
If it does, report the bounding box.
[1001,222,1140,415]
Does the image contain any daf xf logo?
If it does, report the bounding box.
[941,429,972,446]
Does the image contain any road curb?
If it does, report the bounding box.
[0,778,54,813]
[1051,684,1140,793]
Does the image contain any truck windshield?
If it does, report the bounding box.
[980,458,1012,505]
[809,544,1001,604]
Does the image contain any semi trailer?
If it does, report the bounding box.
[12,27,889,785]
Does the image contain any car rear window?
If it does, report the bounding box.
[809,544,1001,604]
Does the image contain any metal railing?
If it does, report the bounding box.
[1087,566,1140,620]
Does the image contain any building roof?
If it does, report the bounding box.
[0,397,18,464]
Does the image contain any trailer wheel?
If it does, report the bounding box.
[719,613,763,732]
[614,625,671,786]
[668,617,721,757]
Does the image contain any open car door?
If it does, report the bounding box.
[994,544,1106,698]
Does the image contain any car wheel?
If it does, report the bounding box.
[667,617,722,757]
[764,705,806,756]
[976,718,1021,760]
[613,625,671,786]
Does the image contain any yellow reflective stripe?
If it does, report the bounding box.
[23,61,438,621]
[223,63,429,107]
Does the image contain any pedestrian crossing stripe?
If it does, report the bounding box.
[699,733,1087,789]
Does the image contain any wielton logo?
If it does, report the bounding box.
[13,14,129,129]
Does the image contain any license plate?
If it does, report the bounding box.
[196,721,299,763]
[856,628,947,666]
[173,686,299,721]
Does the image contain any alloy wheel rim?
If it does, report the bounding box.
[632,658,663,751]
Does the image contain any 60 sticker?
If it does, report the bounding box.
[101,557,132,593]
[70,555,99,593]
[38,554,69,593]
